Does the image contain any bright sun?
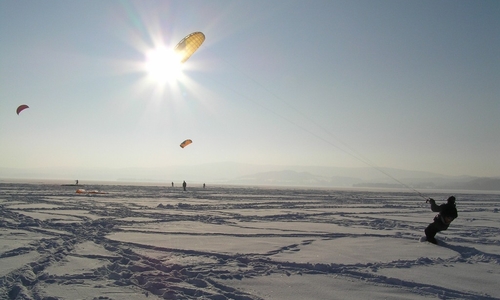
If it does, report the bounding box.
[144,46,184,84]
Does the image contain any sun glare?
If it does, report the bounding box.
[144,46,184,84]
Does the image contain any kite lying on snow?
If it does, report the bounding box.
[76,189,107,195]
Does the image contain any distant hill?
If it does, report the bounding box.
[233,170,500,191]
[440,177,500,191]
[1,163,499,191]
[231,170,362,187]
[354,177,500,191]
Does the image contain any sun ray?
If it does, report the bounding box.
[144,46,184,85]
[105,2,212,111]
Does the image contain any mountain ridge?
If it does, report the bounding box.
[1,163,499,191]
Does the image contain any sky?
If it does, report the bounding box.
[1,0,499,179]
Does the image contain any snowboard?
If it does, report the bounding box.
[419,236,438,244]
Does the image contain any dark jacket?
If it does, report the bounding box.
[430,199,458,228]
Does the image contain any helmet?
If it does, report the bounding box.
[447,196,456,204]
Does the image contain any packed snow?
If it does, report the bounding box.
[1,182,499,299]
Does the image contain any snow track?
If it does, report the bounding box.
[1,183,499,299]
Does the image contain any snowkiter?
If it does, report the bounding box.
[424,196,458,244]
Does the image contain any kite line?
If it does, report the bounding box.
[204,50,429,200]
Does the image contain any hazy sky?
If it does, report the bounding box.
[1,0,499,178]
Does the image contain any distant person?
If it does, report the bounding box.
[171,182,174,187]
[183,181,187,191]
[75,180,79,185]
[203,183,206,188]
[424,196,458,244]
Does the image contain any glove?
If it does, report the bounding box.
[428,198,435,204]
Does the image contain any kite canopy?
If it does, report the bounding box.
[174,32,205,63]
[16,104,29,115]
[180,139,193,148]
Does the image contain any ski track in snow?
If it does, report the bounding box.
[0,183,499,299]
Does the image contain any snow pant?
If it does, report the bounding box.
[425,218,449,244]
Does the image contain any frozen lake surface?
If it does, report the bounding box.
[1,182,499,299]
